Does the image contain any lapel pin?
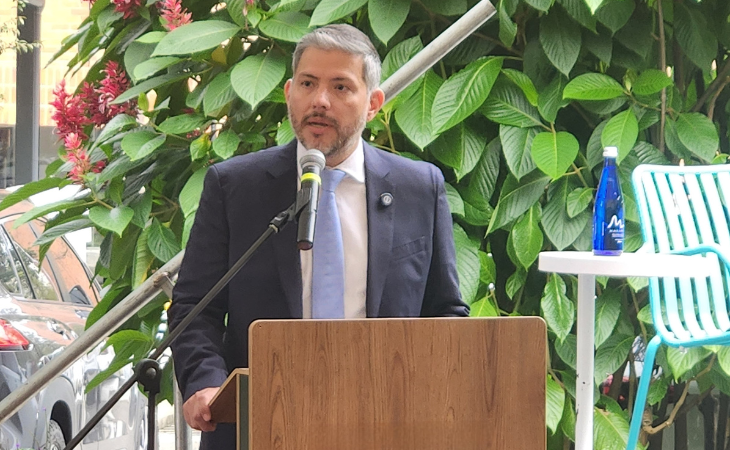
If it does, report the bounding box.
[379,193,393,207]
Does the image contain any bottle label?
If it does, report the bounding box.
[607,215,624,242]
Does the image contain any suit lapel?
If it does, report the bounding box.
[364,144,395,317]
[267,141,303,318]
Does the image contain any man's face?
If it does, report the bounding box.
[284,47,384,166]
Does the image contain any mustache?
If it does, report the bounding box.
[303,112,338,127]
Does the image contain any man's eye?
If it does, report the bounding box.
[336,85,348,91]
[301,81,313,87]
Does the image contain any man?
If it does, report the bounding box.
[169,24,468,449]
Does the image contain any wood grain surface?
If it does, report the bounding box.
[248,317,546,450]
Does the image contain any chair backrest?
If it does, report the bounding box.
[632,164,730,345]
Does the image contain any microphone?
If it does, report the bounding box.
[296,149,326,250]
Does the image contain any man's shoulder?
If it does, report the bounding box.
[366,144,443,183]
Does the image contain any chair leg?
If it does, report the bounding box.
[626,335,662,450]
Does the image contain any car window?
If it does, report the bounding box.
[0,227,30,297]
[2,220,61,301]
[41,230,98,305]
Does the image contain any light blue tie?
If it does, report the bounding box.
[311,168,346,319]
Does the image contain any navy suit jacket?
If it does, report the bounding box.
[169,140,468,448]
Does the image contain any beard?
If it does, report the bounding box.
[288,109,366,161]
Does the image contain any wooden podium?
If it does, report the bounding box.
[209,317,547,450]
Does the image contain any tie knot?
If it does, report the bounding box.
[321,168,346,192]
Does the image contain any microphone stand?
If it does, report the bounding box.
[63,193,310,450]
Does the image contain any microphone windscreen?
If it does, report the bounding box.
[299,149,326,171]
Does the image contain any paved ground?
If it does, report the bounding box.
[159,424,201,450]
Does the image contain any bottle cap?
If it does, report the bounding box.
[603,146,618,158]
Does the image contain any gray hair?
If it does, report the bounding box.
[292,24,381,92]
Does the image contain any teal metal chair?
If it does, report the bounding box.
[627,164,730,450]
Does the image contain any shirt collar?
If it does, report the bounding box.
[296,139,365,184]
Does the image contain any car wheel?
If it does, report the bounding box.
[45,420,65,450]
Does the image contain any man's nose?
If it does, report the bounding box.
[312,87,330,109]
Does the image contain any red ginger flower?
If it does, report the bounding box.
[112,0,143,19]
[159,0,192,31]
[51,80,89,140]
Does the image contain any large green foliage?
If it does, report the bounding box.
[9,0,730,448]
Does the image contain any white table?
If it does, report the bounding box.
[538,251,715,450]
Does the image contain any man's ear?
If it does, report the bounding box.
[367,88,385,121]
[284,79,292,102]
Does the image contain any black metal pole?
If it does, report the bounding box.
[62,202,300,450]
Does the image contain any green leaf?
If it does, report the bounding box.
[500,125,538,180]
[94,114,138,146]
[277,119,296,146]
[14,198,89,228]
[469,297,499,317]
[89,206,134,237]
[368,0,410,45]
[541,178,590,250]
[481,81,543,128]
[488,172,550,233]
[667,347,711,380]
[587,120,608,168]
[204,71,238,117]
[133,56,183,81]
[157,114,206,135]
[594,333,633,386]
[555,334,577,369]
[231,52,286,109]
[34,218,94,247]
[479,250,496,286]
[310,0,367,26]
[112,73,191,104]
[190,134,211,160]
[0,178,65,212]
[382,36,423,81]
[675,3,717,71]
[584,31,612,65]
[85,358,133,394]
[584,0,605,14]
[511,204,543,269]
[395,71,442,149]
[121,131,167,161]
[503,69,538,106]
[506,268,527,300]
[428,122,485,180]
[632,69,673,96]
[647,376,669,406]
[541,273,575,342]
[130,190,152,229]
[132,228,154,288]
[525,0,553,12]
[719,347,730,377]
[419,0,466,16]
[453,223,480,304]
[227,0,257,28]
[464,137,502,208]
[540,8,581,76]
[180,167,207,217]
[152,21,241,56]
[259,11,312,43]
[675,113,719,162]
[498,4,517,48]
[213,130,241,160]
[147,218,181,262]
[531,130,579,180]
[601,109,638,164]
[566,187,592,218]
[563,73,625,100]
[593,408,634,450]
[445,184,464,217]
[432,57,503,133]
[135,31,167,44]
[559,0,596,32]
[546,374,565,434]
[538,75,568,123]
[595,0,634,34]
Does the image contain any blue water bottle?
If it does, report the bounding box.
[593,146,624,255]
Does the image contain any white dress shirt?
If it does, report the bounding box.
[298,140,368,319]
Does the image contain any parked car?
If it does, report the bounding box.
[0,193,146,450]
